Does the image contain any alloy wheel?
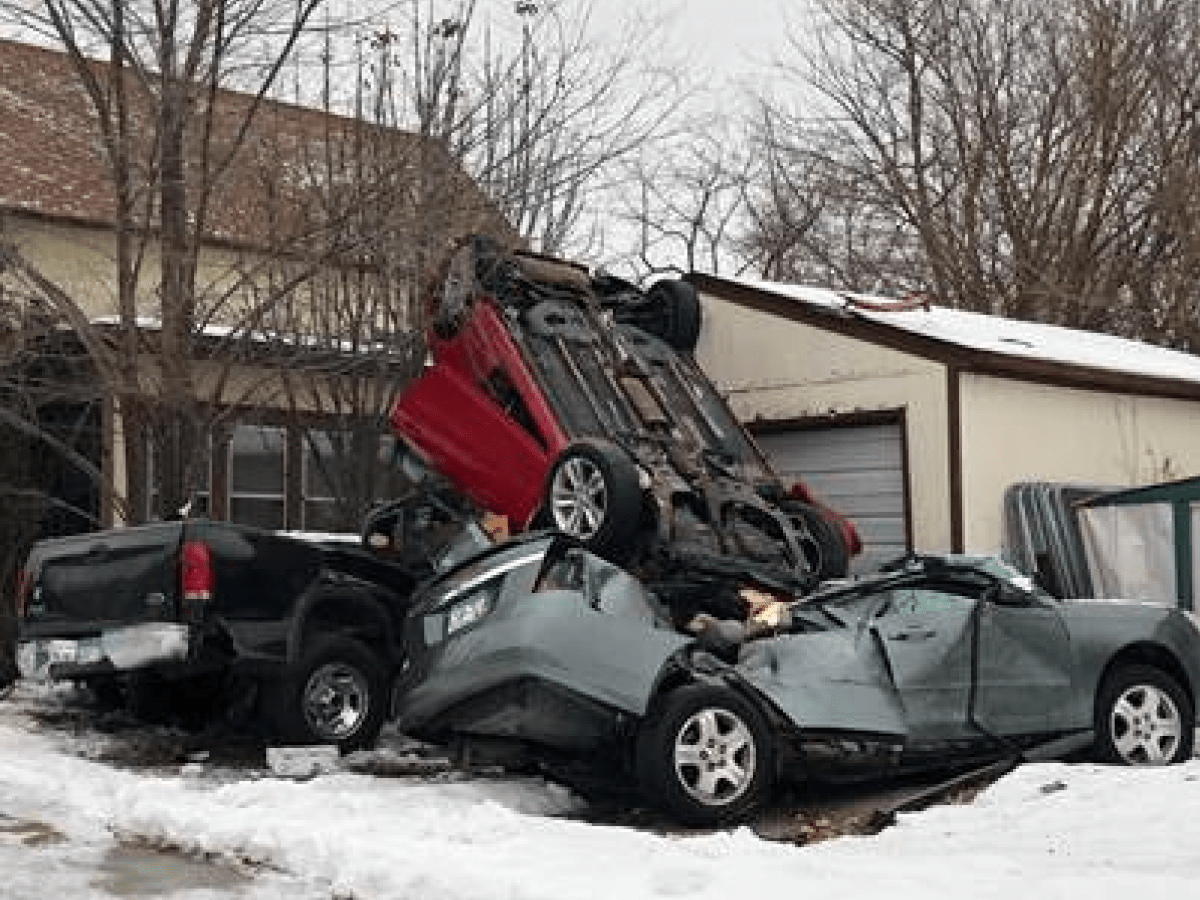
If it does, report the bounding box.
[672,707,757,807]
[550,456,608,539]
[1110,682,1183,764]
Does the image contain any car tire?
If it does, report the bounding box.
[263,635,387,753]
[80,675,127,711]
[1094,664,1194,765]
[785,501,850,580]
[544,439,644,564]
[645,279,702,352]
[635,683,774,827]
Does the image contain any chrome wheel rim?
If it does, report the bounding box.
[302,662,369,742]
[672,707,756,807]
[550,456,607,539]
[1110,683,1183,764]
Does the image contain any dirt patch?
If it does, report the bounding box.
[0,812,68,847]
[575,767,1002,844]
[747,772,996,844]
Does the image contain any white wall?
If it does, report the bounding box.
[959,373,1200,552]
[696,293,955,551]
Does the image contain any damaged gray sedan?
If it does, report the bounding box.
[392,533,1200,826]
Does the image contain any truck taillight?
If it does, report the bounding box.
[181,540,214,605]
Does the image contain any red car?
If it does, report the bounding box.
[389,236,860,590]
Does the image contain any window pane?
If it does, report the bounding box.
[231,426,284,494]
[229,424,285,529]
[230,497,285,531]
[304,431,338,499]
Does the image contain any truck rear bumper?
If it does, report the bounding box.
[18,623,192,681]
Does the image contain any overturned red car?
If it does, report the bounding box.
[389,235,860,592]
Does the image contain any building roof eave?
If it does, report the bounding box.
[689,272,1200,404]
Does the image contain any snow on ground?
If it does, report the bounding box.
[1,681,1199,900]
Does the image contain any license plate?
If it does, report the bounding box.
[47,640,79,664]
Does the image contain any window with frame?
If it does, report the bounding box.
[229,424,285,529]
[303,431,404,532]
[303,430,347,532]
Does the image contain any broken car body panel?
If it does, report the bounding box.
[734,627,910,739]
[395,537,691,748]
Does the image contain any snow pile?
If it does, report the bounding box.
[1,682,1199,899]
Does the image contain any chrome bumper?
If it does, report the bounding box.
[17,623,192,681]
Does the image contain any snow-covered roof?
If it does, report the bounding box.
[704,275,1200,388]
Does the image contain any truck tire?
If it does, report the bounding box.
[264,635,388,752]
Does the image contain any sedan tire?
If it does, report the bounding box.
[1094,664,1194,765]
[636,684,774,827]
[264,635,387,753]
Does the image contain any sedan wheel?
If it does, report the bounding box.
[551,455,608,539]
[672,707,757,807]
[1095,664,1194,765]
[636,684,774,827]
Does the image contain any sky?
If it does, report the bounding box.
[601,0,796,69]
[3,679,1200,900]
[591,0,802,102]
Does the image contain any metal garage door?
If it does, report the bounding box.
[755,422,907,574]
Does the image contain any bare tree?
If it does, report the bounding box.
[0,0,338,522]
[615,115,757,278]
[748,0,1200,346]
[322,0,684,259]
[0,0,687,544]
[248,0,690,525]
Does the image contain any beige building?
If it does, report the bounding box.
[690,275,1200,573]
[0,38,506,537]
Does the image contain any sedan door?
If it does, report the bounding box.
[875,584,1077,743]
[971,595,1076,737]
[873,587,978,741]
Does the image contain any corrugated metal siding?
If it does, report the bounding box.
[756,423,906,573]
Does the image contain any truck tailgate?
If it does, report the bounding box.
[23,522,185,633]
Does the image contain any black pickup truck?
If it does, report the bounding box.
[15,496,484,751]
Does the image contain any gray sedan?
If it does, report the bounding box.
[393,534,1200,826]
